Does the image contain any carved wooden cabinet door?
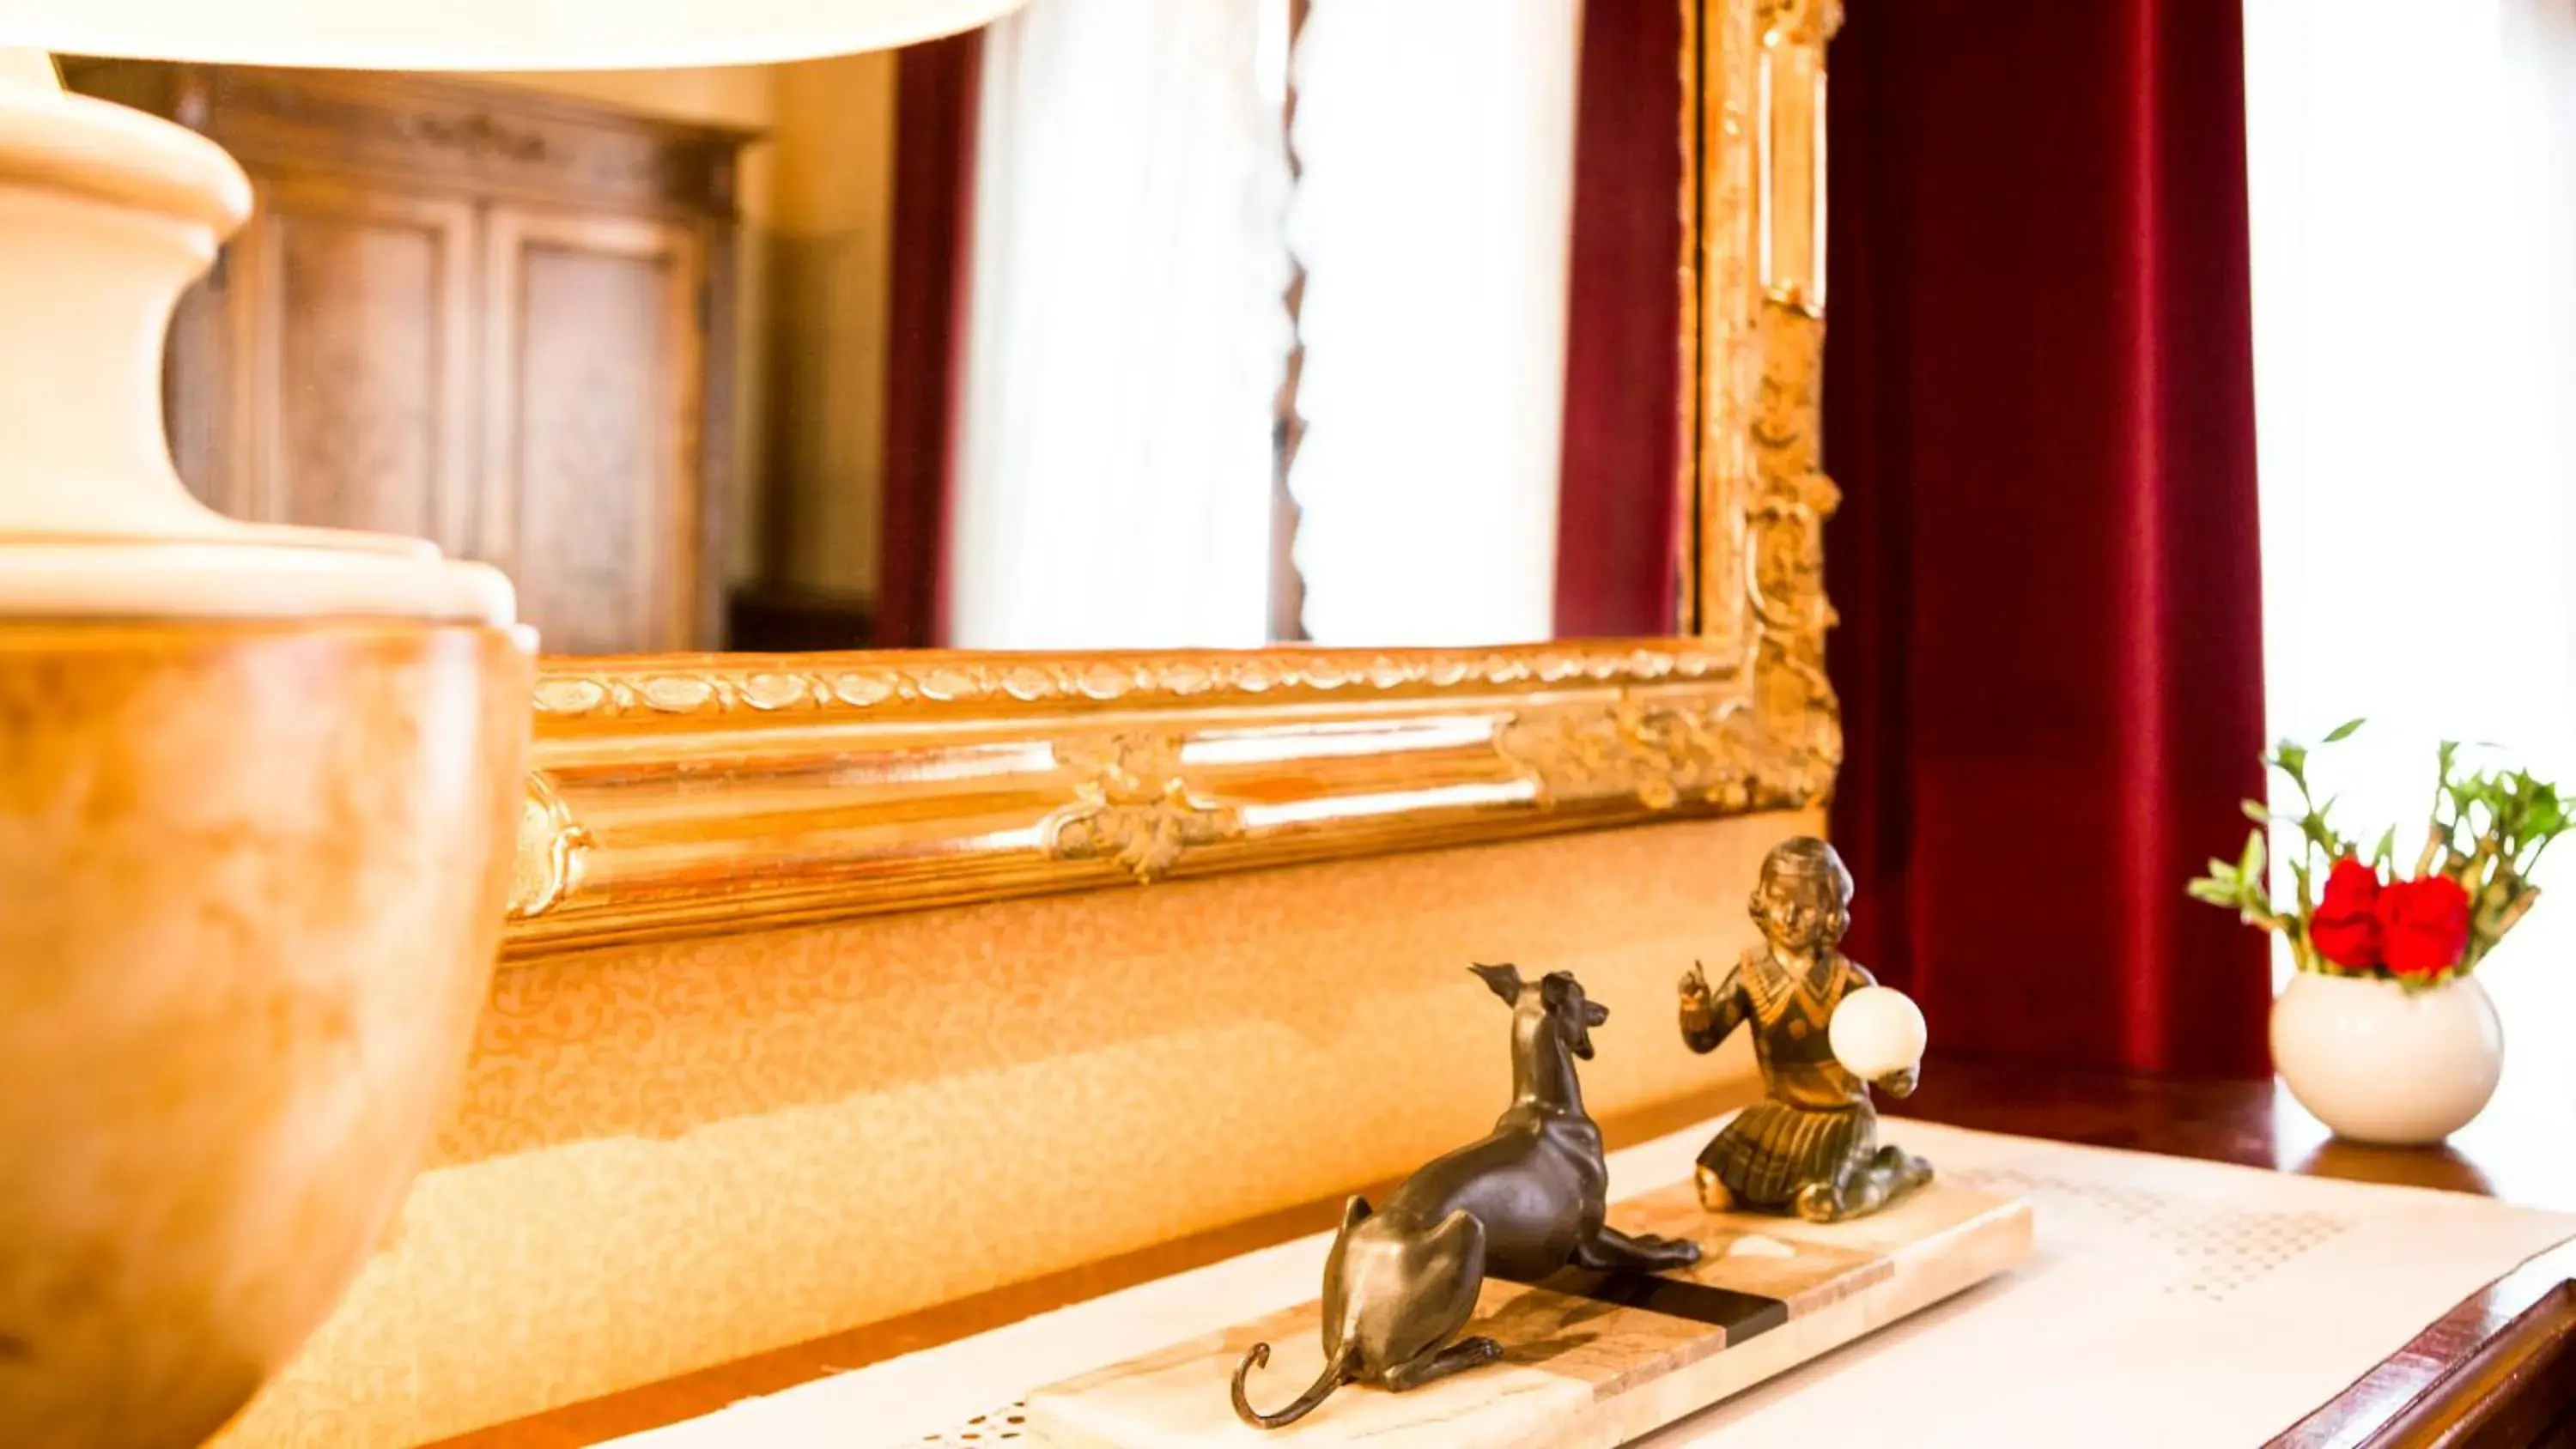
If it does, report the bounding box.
[70,60,746,654]
[479,209,707,657]
[177,176,479,554]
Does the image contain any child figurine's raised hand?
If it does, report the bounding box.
[1677,961,1717,1034]
[1677,836,1932,1223]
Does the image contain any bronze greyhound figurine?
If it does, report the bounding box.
[1230,963,1702,1428]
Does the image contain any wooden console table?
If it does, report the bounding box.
[434,1058,2576,1448]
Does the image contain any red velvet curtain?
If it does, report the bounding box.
[876,33,983,650]
[1824,0,2272,1077]
[1553,0,1686,639]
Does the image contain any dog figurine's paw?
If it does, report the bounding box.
[1631,1233,1703,1269]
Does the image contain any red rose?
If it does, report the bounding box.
[2377,875,2472,979]
[2310,858,2385,968]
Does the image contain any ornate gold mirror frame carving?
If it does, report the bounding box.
[504,0,1839,959]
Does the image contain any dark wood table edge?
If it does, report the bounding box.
[2272,1255,2576,1449]
[429,1059,2576,1449]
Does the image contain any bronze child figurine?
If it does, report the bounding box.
[1232,963,1700,1429]
[1679,837,1932,1223]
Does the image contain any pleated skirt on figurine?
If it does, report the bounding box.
[1697,1100,1874,1208]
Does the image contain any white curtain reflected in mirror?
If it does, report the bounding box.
[1286,0,1581,646]
[943,0,1583,651]
[945,0,1291,650]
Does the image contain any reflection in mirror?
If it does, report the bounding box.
[914,0,1692,650]
[68,0,1687,656]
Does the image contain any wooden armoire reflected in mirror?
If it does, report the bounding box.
[62,61,748,654]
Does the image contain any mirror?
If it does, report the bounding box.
[67,0,1694,657]
[454,0,1835,954]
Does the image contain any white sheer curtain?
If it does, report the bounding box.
[2244,0,2576,1019]
[1284,0,1582,646]
[945,0,1291,650]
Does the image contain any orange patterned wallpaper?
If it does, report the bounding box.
[213,811,1805,1448]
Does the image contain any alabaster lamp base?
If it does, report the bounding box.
[0,3,1014,1437]
[0,621,527,1448]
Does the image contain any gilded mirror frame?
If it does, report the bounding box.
[504,0,1840,959]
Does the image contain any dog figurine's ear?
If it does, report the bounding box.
[1469,961,1524,1004]
[1540,970,1600,1016]
[1540,971,1572,1010]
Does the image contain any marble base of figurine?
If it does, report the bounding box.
[1024,1178,2032,1448]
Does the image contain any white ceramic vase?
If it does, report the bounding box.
[2269,970,2504,1145]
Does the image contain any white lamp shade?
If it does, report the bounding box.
[0,0,1028,70]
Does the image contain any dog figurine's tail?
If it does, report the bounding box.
[1230,1341,1352,1429]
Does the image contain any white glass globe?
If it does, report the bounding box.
[1829,985,1927,1079]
